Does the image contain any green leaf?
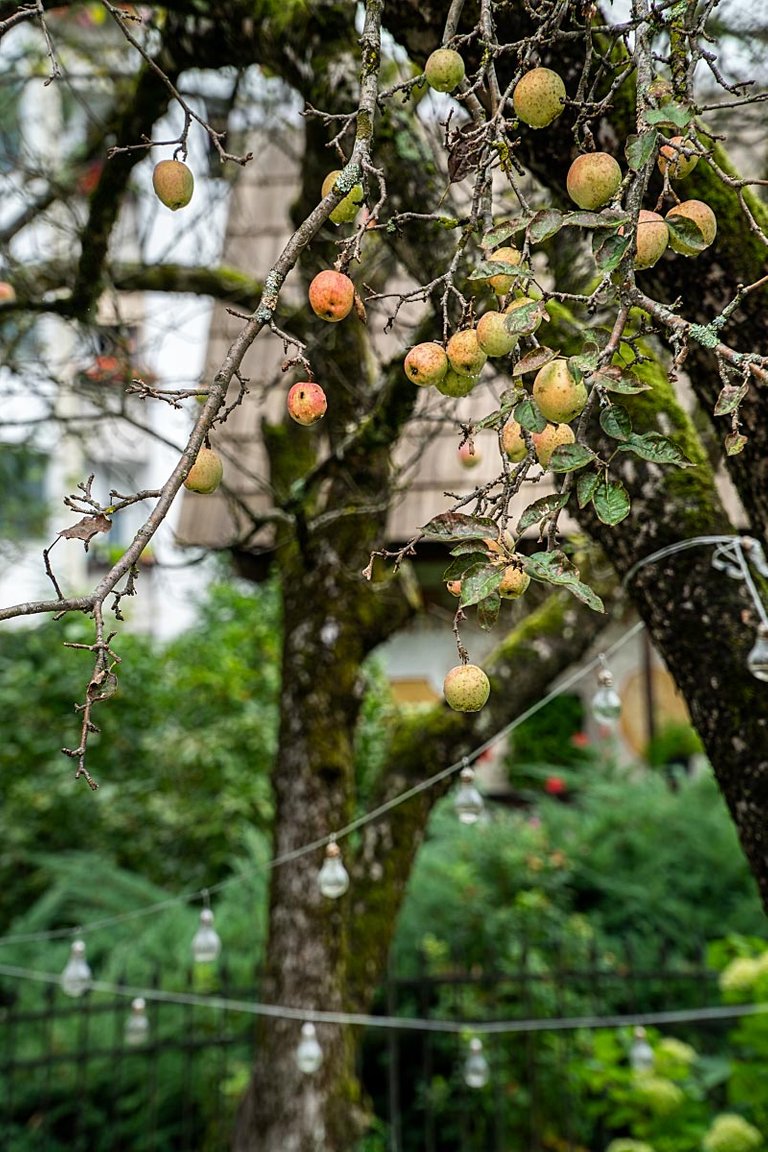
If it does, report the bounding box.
[517,493,569,532]
[482,219,525,247]
[525,550,604,612]
[504,300,547,336]
[646,104,691,130]
[477,592,501,631]
[563,210,627,231]
[665,213,708,253]
[468,259,528,282]
[599,404,632,440]
[449,541,493,557]
[473,392,523,432]
[576,470,600,509]
[725,430,748,455]
[592,368,651,394]
[593,231,632,273]
[617,432,693,467]
[514,395,548,433]
[460,564,503,608]
[548,443,597,473]
[714,382,748,416]
[567,350,599,383]
[421,512,499,542]
[443,552,488,579]
[592,477,631,525]
[625,130,658,171]
[528,209,564,243]
[513,346,558,377]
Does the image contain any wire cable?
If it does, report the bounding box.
[0,961,763,1036]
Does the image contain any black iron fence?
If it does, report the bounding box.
[0,944,726,1152]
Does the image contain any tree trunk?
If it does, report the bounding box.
[232,547,367,1152]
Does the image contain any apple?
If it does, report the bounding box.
[658,136,698,181]
[152,159,194,210]
[458,441,482,468]
[531,421,575,467]
[404,342,448,387]
[665,199,717,256]
[424,48,465,93]
[532,359,588,423]
[443,663,490,712]
[633,209,669,269]
[484,245,523,295]
[184,446,223,494]
[446,328,487,377]
[498,562,530,599]
[513,67,566,128]
[566,152,622,210]
[501,418,528,463]
[308,269,355,322]
[287,381,327,425]
[436,367,479,398]
[321,170,364,225]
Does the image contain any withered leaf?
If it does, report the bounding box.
[447,125,485,183]
[87,670,119,701]
[58,513,112,548]
[353,290,367,325]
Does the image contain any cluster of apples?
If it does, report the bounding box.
[284,266,356,427]
[434,65,718,715]
[514,65,715,267]
[447,535,531,603]
[286,171,367,427]
[404,258,544,400]
[500,354,586,468]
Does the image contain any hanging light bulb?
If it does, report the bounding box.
[191,907,221,964]
[60,938,92,998]
[296,1022,323,1074]
[629,1026,654,1074]
[317,839,350,899]
[125,997,150,1046]
[463,1037,490,1088]
[591,660,622,728]
[747,624,768,681]
[454,762,484,825]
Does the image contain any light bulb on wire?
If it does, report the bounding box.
[591,658,622,728]
[296,1022,323,1074]
[629,1026,654,1074]
[463,1037,490,1088]
[60,938,92,998]
[125,997,150,1046]
[191,906,221,964]
[317,838,350,899]
[747,624,768,682]
[454,761,484,825]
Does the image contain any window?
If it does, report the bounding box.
[0,444,49,540]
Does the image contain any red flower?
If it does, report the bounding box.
[544,775,567,795]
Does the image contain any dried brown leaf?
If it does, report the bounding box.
[58,513,112,547]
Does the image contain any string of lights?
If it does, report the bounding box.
[0,618,645,950]
[1,960,766,1037]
